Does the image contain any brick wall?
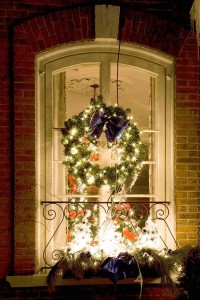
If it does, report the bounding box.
[0,0,199,282]
[119,8,189,56]
[175,33,200,246]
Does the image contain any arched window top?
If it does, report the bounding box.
[37,40,175,75]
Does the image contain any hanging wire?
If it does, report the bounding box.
[116,40,121,106]
[116,10,122,107]
[116,38,121,107]
[113,12,122,197]
[90,83,99,100]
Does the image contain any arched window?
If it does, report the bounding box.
[36,41,175,271]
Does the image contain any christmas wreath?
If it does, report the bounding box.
[61,96,145,193]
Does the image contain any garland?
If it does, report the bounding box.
[46,245,192,293]
[61,96,145,193]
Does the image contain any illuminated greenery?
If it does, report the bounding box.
[61,96,145,193]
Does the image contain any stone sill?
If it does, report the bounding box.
[6,275,161,288]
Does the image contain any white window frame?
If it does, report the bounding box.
[35,40,175,271]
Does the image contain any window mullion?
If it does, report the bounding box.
[100,61,111,103]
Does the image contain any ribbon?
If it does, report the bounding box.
[101,252,143,299]
[89,110,129,142]
[101,252,139,283]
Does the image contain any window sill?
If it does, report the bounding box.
[6,275,161,288]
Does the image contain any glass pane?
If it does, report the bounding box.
[65,63,100,120]
[140,131,157,161]
[125,135,157,196]
[110,63,151,129]
[130,163,152,195]
[111,65,152,196]
[52,162,66,195]
[53,130,64,161]
[53,72,66,129]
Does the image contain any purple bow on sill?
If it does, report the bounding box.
[101,252,139,283]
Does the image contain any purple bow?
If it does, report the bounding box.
[101,252,139,282]
[89,110,129,143]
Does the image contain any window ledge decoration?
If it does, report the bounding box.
[61,95,145,194]
[46,245,192,294]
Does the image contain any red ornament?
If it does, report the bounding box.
[90,151,99,161]
[67,229,71,242]
[77,209,84,217]
[68,209,84,219]
[68,174,77,194]
[81,136,89,143]
[68,210,76,219]
[123,229,135,241]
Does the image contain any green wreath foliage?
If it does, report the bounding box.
[61,96,145,192]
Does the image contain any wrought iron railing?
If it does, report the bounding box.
[40,199,177,271]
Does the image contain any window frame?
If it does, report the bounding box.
[36,40,175,270]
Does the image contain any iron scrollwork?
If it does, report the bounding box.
[41,200,176,269]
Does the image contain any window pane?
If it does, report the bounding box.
[65,64,100,119]
[110,63,151,129]
[130,163,157,196]
[111,64,152,196]
[53,130,64,161]
[53,72,66,129]
[52,162,66,195]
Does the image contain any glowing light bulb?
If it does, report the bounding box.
[177,265,182,272]
[71,147,78,155]
[64,139,69,144]
[135,148,139,154]
[149,256,153,262]
[71,128,77,136]
[88,176,95,185]
[129,211,134,216]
